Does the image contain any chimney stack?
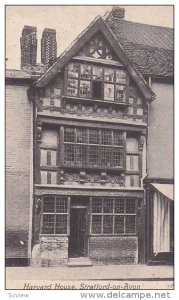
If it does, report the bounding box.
[20,25,37,68]
[111,7,125,20]
[41,28,57,65]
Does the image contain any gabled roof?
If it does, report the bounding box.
[106,17,173,77]
[34,16,155,102]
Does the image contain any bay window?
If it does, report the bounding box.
[63,127,124,169]
[66,62,127,103]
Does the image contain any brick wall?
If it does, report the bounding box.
[31,236,68,267]
[89,236,138,265]
[6,84,33,259]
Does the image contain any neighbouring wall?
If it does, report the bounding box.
[148,79,173,179]
[6,83,33,259]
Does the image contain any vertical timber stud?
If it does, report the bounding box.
[67,197,71,236]
[137,195,146,264]
[60,126,64,166]
[89,197,92,235]
[35,119,42,184]
[123,131,127,186]
[139,135,144,187]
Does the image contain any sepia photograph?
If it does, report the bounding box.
[5,4,174,292]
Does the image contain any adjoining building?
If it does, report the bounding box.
[5,7,174,267]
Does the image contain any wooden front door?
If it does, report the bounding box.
[69,208,88,257]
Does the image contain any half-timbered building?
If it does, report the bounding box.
[6,7,173,266]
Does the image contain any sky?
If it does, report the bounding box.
[5,5,173,70]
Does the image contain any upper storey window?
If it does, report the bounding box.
[66,62,127,103]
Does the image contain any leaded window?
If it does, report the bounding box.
[42,197,69,234]
[66,62,127,103]
[63,127,124,169]
[91,198,137,235]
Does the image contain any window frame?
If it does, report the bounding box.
[40,196,70,236]
[63,127,124,169]
[90,197,138,236]
[65,62,128,103]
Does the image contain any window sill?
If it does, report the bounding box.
[61,95,129,107]
[61,164,124,171]
[89,234,137,237]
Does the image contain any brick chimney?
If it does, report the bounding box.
[111,7,125,20]
[20,25,37,68]
[41,28,57,65]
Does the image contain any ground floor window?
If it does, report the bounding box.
[91,197,137,235]
[40,196,138,236]
[41,196,69,234]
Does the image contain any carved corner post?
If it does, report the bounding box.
[32,197,42,248]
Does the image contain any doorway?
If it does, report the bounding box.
[69,207,88,258]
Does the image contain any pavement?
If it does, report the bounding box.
[6,265,174,281]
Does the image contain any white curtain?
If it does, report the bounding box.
[153,191,170,254]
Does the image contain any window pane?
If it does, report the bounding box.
[77,128,87,143]
[113,132,123,146]
[56,215,67,234]
[92,198,102,213]
[76,145,87,166]
[89,146,99,166]
[104,68,115,82]
[56,198,68,213]
[92,66,103,80]
[113,149,123,167]
[103,199,113,213]
[43,197,55,213]
[104,83,114,101]
[92,215,102,234]
[92,81,103,99]
[100,147,112,167]
[126,215,136,233]
[103,215,113,234]
[64,127,75,142]
[80,64,91,79]
[114,216,124,234]
[89,130,99,144]
[64,144,75,165]
[79,80,91,98]
[116,69,126,84]
[126,137,139,152]
[40,149,47,166]
[42,214,54,234]
[101,130,112,145]
[116,85,126,102]
[68,62,79,78]
[126,199,136,213]
[66,79,78,96]
[40,171,47,184]
[115,199,125,213]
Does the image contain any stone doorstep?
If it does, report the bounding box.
[66,257,93,267]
